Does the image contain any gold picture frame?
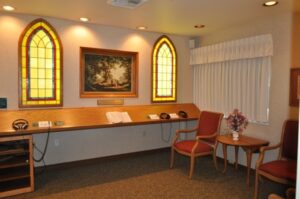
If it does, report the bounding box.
[80,47,138,98]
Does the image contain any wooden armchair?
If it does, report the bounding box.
[254,119,298,199]
[170,111,224,179]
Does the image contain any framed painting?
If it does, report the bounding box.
[80,47,138,98]
[290,68,300,107]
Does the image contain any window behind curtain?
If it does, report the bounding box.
[190,34,273,123]
[152,35,177,102]
[19,18,63,108]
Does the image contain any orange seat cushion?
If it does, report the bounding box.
[174,140,213,154]
[259,160,297,182]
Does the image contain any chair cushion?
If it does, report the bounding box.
[174,140,213,154]
[259,160,297,182]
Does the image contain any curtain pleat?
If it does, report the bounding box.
[192,57,271,123]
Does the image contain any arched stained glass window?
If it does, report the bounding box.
[152,35,177,102]
[19,18,63,107]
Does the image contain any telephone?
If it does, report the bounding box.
[160,112,170,119]
[12,119,29,130]
[178,110,188,118]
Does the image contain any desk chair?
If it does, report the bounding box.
[254,119,298,199]
[170,111,224,179]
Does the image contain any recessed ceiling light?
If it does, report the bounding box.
[194,24,205,29]
[80,17,89,22]
[137,26,147,30]
[3,5,15,11]
[263,1,279,7]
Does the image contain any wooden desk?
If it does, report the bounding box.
[0,103,200,137]
[216,134,269,186]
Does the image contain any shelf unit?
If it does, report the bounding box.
[0,135,34,198]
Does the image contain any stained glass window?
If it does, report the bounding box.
[19,19,63,107]
[152,35,177,102]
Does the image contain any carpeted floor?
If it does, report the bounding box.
[11,149,286,199]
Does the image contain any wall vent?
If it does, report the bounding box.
[107,0,148,9]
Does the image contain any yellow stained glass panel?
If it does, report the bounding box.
[22,57,27,68]
[38,48,46,58]
[30,89,38,98]
[30,47,38,57]
[56,71,60,79]
[46,79,53,89]
[38,69,46,78]
[20,20,62,107]
[46,89,53,97]
[46,49,53,59]
[37,30,46,39]
[38,79,46,88]
[152,37,176,102]
[46,69,53,79]
[30,69,38,78]
[46,59,52,68]
[30,79,38,88]
[22,79,27,87]
[30,58,37,68]
[56,50,60,60]
[43,36,50,45]
[22,68,27,78]
[38,59,45,68]
[38,89,46,98]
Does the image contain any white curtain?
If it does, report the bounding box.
[191,34,273,123]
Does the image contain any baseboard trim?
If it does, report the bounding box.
[35,147,171,171]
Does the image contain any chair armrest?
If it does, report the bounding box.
[176,128,198,135]
[172,128,198,145]
[256,143,281,168]
[260,143,281,153]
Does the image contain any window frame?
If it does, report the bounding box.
[18,18,63,108]
[151,35,177,103]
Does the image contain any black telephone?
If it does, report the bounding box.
[12,119,29,130]
[160,112,170,119]
[178,110,188,118]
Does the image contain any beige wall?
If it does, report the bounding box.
[0,13,194,166]
[1,11,296,168]
[199,13,293,166]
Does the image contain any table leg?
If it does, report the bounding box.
[234,146,239,170]
[214,141,219,170]
[222,143,228,173]
[246,149,252,186]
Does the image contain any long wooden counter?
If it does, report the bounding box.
[0,103,200,137]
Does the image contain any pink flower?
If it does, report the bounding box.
[226,109,248,132]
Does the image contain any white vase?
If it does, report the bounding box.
[232,131,239,141]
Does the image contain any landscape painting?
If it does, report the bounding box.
[80,47,138,98]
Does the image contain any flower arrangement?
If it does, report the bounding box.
[226,109,248,133]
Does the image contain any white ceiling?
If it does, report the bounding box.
[0,0,299,36]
